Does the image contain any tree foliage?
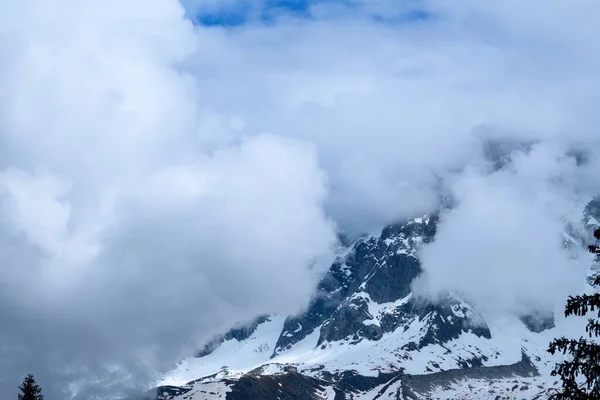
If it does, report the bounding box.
[548,228,600,399]
[17,374,44,400]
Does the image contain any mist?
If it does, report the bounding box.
[413,143,596,316]
[1,0,600,398]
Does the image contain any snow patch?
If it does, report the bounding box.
[160,316,286,386]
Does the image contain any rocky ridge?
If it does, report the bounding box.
[147,197,600,400]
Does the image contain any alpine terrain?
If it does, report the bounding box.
[148,198,600,400]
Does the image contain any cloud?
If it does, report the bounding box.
[0,136,336,399]
[0,1,336,398]
[413,143,594,316]
[1,0,600,398]
[179,0,600,233]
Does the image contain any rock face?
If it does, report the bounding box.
[584,197,600,224]
[399,351,539,399]
[271,214,490,355]
[203,214,490,361]
[480,137,535,171]
[146,351,539,400]
[519,312,555,333]
[198,315,269,357]
[226,372,327,400]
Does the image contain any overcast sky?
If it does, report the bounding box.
[1,0,600,398]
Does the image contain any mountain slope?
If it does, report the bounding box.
[152,199,600,400]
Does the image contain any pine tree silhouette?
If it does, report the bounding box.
[17,374,44,400]
[548,227,600,399]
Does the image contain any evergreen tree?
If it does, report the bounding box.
[548,227,600,399]
[17,374,44,400]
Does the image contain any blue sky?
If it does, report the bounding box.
[187,0,431,27]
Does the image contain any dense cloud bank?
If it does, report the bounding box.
[0,0,599,397]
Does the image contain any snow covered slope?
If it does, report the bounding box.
[148,198,600,400]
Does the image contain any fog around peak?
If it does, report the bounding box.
[1,0,600,397]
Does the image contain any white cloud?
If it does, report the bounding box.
[1,0,600,397]
[179,3,600,231]
[0,1,337,397]
[413,144,593,316]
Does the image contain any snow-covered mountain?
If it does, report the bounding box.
[146,198,600,400]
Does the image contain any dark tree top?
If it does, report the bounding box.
[548,227,600,399]
[18,374,44,400]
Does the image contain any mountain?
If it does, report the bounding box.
[149,200,600,400]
